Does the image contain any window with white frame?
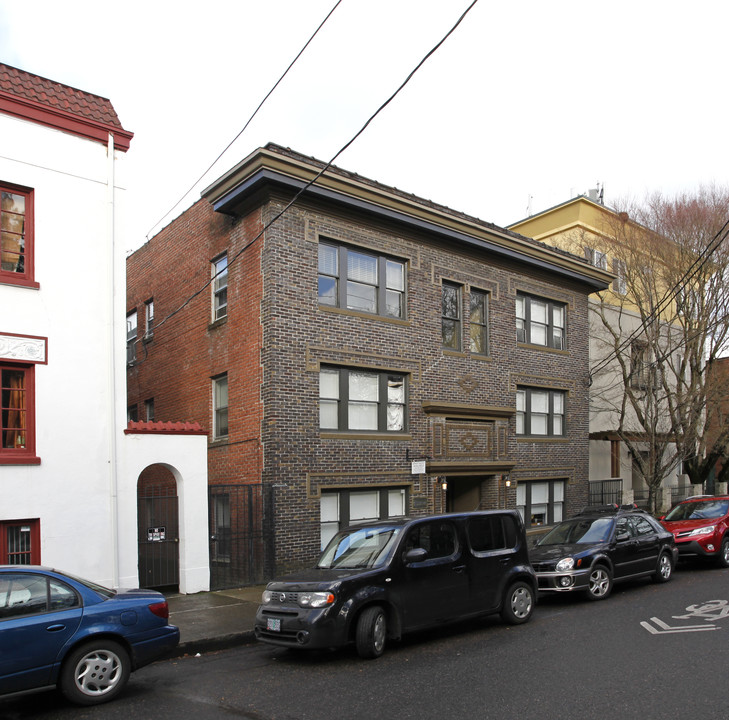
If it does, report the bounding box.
[613,258,627,295]
[441,281,461,350]
[585,247,608,270]
[318,240,406,319]
[212,374,228,440]
[145,398,155,422]
[320,488,407,549]
[212,254,228,321]
[144,299,154,339]
[517,480,565,527]
[516,387,565,437]
[516,293,566,349]
[126,310,137,364]
[319,367,406,433]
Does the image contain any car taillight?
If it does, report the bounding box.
[148,601,170,619]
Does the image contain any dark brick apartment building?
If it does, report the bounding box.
[127,143,612,586]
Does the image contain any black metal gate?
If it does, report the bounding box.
[588,478,623,506]
[138,494,179,589]
[208,483,274,590]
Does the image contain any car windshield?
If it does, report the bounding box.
[537,516,614,545]
[318,525,403,569]
[665,499,729,521]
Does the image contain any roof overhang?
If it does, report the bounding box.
[0,91,133,152]
[203,146,613,292]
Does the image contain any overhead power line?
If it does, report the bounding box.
[150,0,480,336]
[143,0,344,242]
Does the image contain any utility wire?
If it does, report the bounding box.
[590,215,729,378]
[151,0,480,336]
[142,0,344,242]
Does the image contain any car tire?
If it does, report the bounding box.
[355,606,387,659]
[652,551,673,583]
[500,581,534,625]
[59,639,130,706]
[585,565,612,601]
[718,537,729,568]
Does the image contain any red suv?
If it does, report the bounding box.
[660,496,729,567]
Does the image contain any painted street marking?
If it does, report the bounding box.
[641,599,728,635]
[641,617,719,634]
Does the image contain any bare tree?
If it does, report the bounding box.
[589,186,729,511]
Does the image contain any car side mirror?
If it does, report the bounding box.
[403,548,428,564]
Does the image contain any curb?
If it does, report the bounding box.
[166,630,257,659]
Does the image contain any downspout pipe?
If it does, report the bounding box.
[107,131,120,587]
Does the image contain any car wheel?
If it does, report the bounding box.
[500,581,534,625]
[652,551,673,583]
[585,565,612,601]
[718,537,729,568]
[59,640,130,706]
[355,606,387,659]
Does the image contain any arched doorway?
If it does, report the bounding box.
[137,465,179,590]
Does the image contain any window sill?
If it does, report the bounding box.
[208,437,229,448]
[320,431,412,441]
[318,304,408,326]
[516,436,569,443]
[517,343,569,355]
[0,276,40,290]
[208,316,228,331]
[0,455,41,465]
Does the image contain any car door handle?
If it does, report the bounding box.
[452,565,466,574]
[46,624,66,632]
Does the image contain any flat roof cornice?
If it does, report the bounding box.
[203,146,613,291]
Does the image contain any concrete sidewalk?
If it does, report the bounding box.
[165,585,265,658]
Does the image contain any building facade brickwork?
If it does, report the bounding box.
[127,144,611,579]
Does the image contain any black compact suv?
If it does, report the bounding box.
[255,510,537,658]
[529,504,678,601]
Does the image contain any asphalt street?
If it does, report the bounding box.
[2,562,727,720]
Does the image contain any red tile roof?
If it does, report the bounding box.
[125,421,208,435]
[0,63,133,151]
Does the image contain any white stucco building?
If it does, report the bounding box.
[0,63,209,593]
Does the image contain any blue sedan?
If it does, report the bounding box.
[0,565,179,705]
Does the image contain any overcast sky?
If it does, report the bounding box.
[1,0,727,253]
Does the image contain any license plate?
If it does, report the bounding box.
[267,618,281,632]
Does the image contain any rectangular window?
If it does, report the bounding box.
[319,367,406,433]
[585,247,608,270]
[320,488,407,549]
[0,183,35,287]
[441,282,461,350]
[1,363,37,463]
[516,387,566,437]
[318,240,406,319]
[144,299,155,339]
[516,293,566,349]
[630,341,656,389]
[126,311,137,364]
[212,254,228,321]
[145,398,155,422]
[1,520,40,564]
[517,480,565,528]
[127,405,138,423]
[469,288,489,355]
[213,374,229,440]
[613,258,627,295]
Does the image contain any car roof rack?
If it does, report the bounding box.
[577,503,644,515]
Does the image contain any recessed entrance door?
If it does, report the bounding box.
[137,468,179,590]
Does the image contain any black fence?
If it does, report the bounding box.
[588,478,624,507]
[208,483,275,590]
